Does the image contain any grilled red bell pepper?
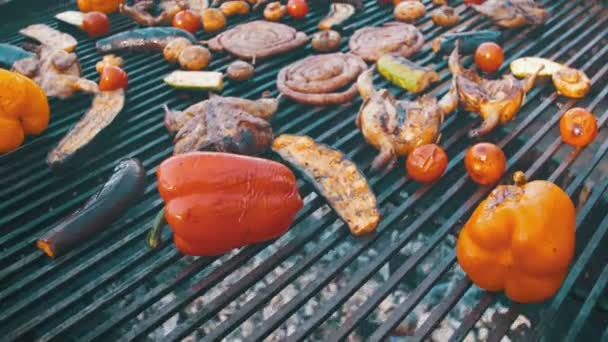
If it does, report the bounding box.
[148,152,303,256]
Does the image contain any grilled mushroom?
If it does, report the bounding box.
[552,67,591,99]
[431,6,460,27]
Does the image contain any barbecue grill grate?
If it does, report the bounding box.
[1,0,607,341]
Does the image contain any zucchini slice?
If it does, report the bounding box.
[55,11,85,28]
[510,57,564,77]
[163,71,224,91]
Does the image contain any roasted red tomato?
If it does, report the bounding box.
[475,42,504,73]
[560,108,598,147]
[99,65,128,91]
[464,142,506,185]
[172,10,202,34]
[406,144,448,183]
[82,11,110,37]
[287,0,308,19]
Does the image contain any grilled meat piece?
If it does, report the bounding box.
[164,94,279,155]
[119,0,207,26]
[472,0,549,28]
[277,53,367,105]
[19,24,77,52]
[12,46,98,99]
[356,68,456,171]
[349,22,424,62]
[272,134,380,236]
[207,21,308,61]
[96,27,197,53]
[446,41,540,137]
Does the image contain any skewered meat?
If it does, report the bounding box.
[19,24,77,52]
[277,53,367,106]
[349,22,424,62]
[120,0,208,26]
[12,46,98,99]
[272,134,380,236]
[163,94,279,155]
[446,41,540,137]
[207,20,308,61]
[356,68,456,171]
[472,0,549,28]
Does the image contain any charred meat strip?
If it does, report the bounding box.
[276,53,367,105]
[472,0,549,28]
[349,22,424,62]
[207,21,308,61]
[272,134,380,236]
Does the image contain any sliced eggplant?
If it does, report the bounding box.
[37,159,146,258]
[377,54,440,93]
[19,24,78,52]
[55,11,85,27]
[164,71,224,91]
[96,27,197,54]
[318,3,356,31]
[47,90,125,173]
[510,57,564,77]
[432,30,501,55]
[0,43,34,68]
[272,134,380,236]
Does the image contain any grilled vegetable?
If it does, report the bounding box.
[474,42,504,73]
[172,10,202,34]
[201,8,227,32]
[272,134,380,236]
[432,30,501,55]
[510,57,563,77]
[55,10,86,27]
[37,159,145,258]
[406,144,448,183]
[220,1,250,16]
[264,2,285,21]
[560,108,597,147]
[148,152,303,256]
[431,6,460,27]
[0,43,34,68]
[464,142,506,185]
[47,90,125,172]
[19,24,78,52]
[286,0,309,19]
[178,45,211,71]
[318,3,355,30]
[311,30,342,52]
[99,66,128,91]
[96,27,197,53]
[553,67,590,99]
[377,54,440,93]
[457,172,575,303]
[78,0,124,14]
[394,1,426,23]
[163,37,193,64]
[82,12,111,37]
[226,60,255,81]
[163,70,223,91]
[0,69,50,153]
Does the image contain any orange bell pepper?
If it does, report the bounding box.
[0,69,49,153]
[78,0,125,14]
[456,172,576,303]
[148,152,303,256]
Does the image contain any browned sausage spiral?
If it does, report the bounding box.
[349,22,424,62]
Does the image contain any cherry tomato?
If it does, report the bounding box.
[474,42,504,73]
[99,65,128,91]
[82,12,110,38]
[559,108,598,147]
[172,10,202,34]
[464,0,485,4]
[464,142,506,185]
[406,144,448,183]
[287,0,308,19]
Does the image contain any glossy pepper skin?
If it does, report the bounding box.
[457,175,575,303]
[151,152,303,256]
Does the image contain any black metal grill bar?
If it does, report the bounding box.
[0,0,605,340]
[364,38,608,341]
